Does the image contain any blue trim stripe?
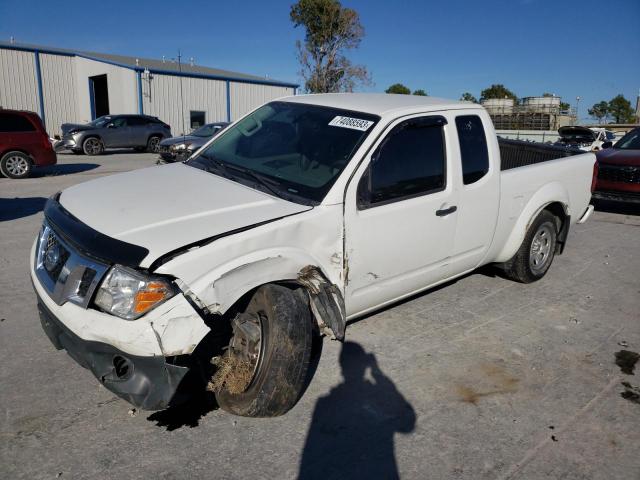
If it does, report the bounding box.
[34,51,46,129]
[1,44,298,89]
[226,80,231,122]
[137,71,144,114]
[88,78,96,120]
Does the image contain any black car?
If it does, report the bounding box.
[158,122,229,162]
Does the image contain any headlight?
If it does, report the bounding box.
[94,265,176,320]
[170,143,191,151]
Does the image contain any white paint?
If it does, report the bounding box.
[229,82,293,120]
[40,53,78,136]
[36,93,595,361]
[0,49,39,112]
[142,73,227,135]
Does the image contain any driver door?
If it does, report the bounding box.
[102,117,131,147]
[344,114,459,317]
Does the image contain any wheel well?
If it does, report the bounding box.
[543,202,569,254]
[82,135,101,143]
[1,149,32,160]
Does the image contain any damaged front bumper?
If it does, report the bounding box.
[36,293,188,410]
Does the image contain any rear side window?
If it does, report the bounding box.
[0,113,36,133]
[455,115,489,185]
[360,117,446,207]
[127,117,148,126]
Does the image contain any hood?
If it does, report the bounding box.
[558,126,596,141]
[596,148,640,166]
[159,135,209,148]
[61,123,94,135]
[58,163,311,266]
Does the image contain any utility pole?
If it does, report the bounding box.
[575,96,581,125]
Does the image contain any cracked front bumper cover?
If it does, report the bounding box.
[37,294,188,410]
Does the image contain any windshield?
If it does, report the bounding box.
[191,124,221,137]
[614,129,640,150]
[88,116,112,127]
[187,102,379,204]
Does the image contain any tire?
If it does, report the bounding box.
[0,151,33,179]
[502,210,559,283]
[146,136,161,153]
[214,284,313,417]
[82,137,104,155]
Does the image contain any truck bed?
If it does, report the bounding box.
[499,138,583,170]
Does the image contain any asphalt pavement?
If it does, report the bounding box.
[1,152,639,480]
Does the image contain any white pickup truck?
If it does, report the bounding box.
[31,94,597,416]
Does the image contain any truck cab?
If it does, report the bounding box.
[31,94,596,416]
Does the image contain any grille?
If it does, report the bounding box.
[598,165,640,184]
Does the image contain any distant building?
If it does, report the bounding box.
[481,95,574,131]
[0,41,298,136]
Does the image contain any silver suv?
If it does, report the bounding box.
[56,115,171,155]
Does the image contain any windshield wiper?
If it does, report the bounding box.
[222,163,286,199]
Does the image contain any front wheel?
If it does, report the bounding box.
[212,284,313,417]
[82,137,104,155]
[0,151,32,178]
[502,210,558,283]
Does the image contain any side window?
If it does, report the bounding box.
[0,113,36,132]
[455,115,489,185]
[112,117,127,128]
[359,117,446,207]
[127,117,147,126]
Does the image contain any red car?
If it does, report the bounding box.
[594,127,640,204]
[0,109,57,179]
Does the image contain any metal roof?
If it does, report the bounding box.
[0,41,298,88]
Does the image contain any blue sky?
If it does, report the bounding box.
[1,0,638,121]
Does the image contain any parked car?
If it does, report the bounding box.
[55,114,171,155]
[594,127,640,203]
[0,109,57,178]
[31,94,596,415]
[554,126,616,152]
[158,122,229,162]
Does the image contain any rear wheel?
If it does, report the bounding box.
[212,284,313,417]
[146,136,161,153]
[502,210,558,283]
[0,151,32,179]
[82,137,104,155]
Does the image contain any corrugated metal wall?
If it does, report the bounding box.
[229,82,293,120]
[142,74,227,135]
[0,48,39,113]
[40,53,78,136]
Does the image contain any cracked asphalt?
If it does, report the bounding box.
[1,153,639,479]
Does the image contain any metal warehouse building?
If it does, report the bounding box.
[0,41,298,137]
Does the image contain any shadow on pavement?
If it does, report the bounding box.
[146,390,219,431]
[593,199,640,216]
[298,341,415,480]
[0,196,47,221]
[32,163,100,177]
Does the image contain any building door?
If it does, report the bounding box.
[89,74,109,119]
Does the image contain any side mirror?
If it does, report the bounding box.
[107,123,116,129]
[601,141,613,149]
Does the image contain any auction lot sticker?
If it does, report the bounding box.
[328,116,374,131]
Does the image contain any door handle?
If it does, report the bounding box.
[435,206,457,217]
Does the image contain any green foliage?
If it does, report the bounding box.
[480,84,517,102]
[607,95,635,123]
[559,102,570,111]
[588,101,609,123]
[412,89,428,96]
[460,92,478,103]
[385,83,411,95]
[290,0,371,93]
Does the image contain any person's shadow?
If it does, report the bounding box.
[298,341,415,480]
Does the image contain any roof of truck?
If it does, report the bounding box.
[282,93,473,116]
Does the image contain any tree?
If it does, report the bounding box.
[290,0,371,93]
[559,102,570,111]
[460,92,478,103]
[588,101,609,124]
[412,89,428,96]
[385,83,411,95]
[480,84,517,102]
[607,94,635,123]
